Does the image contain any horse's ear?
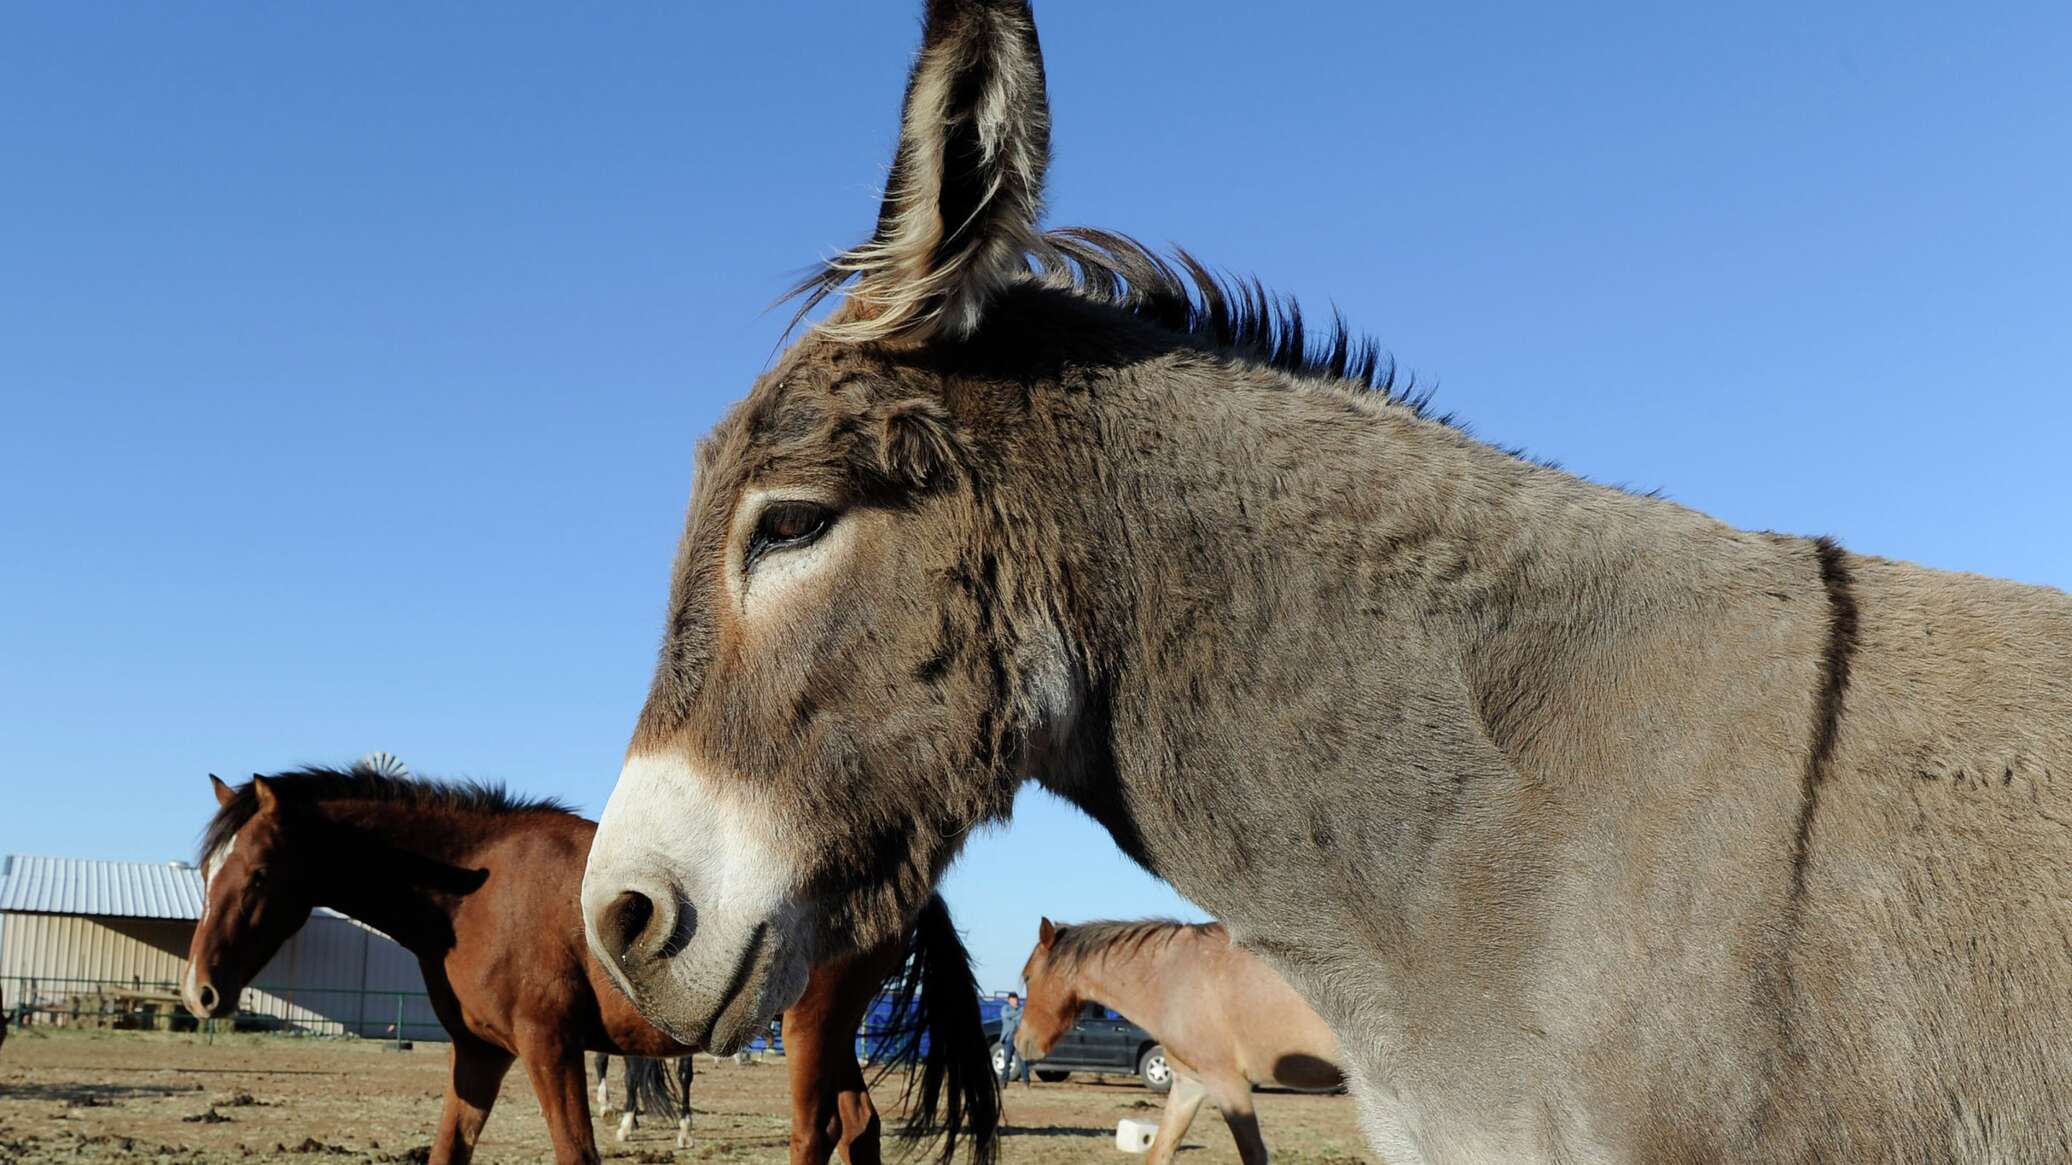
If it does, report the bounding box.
[1038,917,1057,946]
[874,398,963,490]
[209,774,234,807]
[250,775,279,813]
[822,0,1050,343]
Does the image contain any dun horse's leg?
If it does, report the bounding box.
[1207,1077,1270,1165]
[593,1053,610,1109]
[519,1036,605,1165]
[1144,1072,1209,1165]
[430,1039,513,1165]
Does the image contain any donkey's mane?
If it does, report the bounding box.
[200,763,574,861]
[789,228,1437,418]
[1047,917,1228,975]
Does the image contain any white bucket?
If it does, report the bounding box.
[1116,1118,1158,1153]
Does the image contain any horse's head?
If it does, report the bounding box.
[184,775,317,1020]
[1013,918,1081,1062]
[581,0,1086,1050]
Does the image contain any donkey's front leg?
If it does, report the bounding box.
[518,1032,604,1165]
[430,1038,513,1165]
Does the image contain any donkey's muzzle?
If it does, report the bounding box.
[594,889,663,967]
[584,749,814,1054]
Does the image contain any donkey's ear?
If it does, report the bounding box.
[823,0,1050,343]
[250,775,279,813]
[874,398,963,490]
[1038,917,1057,945]
[209,774,234,807]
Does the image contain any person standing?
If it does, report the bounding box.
[996,992,1033,1085]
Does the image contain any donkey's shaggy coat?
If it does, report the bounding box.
[582,3,2072,1162]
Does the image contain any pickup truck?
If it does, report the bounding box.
[981,1000,1172,1092]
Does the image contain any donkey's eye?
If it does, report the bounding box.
[747,501,836,567]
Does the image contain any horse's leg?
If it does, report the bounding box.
[784,956,882,1165]
[518,1036,604,1165]
[1144,1071,1209,1165]
[429,1039,513,1165]
[593,1053,610,1110]
[1206,1075,1270,1165]
[674,1057,695,1149]
[618,1057,641,1142]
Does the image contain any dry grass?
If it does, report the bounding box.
[0,1027,1375,1163]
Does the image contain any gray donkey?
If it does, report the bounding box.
[579,2,2072,1161]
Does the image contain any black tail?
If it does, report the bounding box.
[623,1055,694,1122]
[870,894,1001,1165]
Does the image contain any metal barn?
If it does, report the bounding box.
[0,854,443,1040]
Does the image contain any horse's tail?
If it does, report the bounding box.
[871,893,1001,1165]
[626,1054,693,1115]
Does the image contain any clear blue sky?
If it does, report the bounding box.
[2,2,2067,990]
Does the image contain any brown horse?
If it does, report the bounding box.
[1017,919,1341,1165]
[184,766,997,1165]
[579,2,2072,1161]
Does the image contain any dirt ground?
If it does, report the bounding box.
[0,1028,1374,1164]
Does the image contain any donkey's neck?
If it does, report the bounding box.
[1036,352,1779,987]
[302,803,499,956]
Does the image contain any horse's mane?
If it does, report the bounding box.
[1045,917,1228,975]
[787,227,1437,419]
[200,763,574,862]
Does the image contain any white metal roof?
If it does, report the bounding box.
[0,855,206,920]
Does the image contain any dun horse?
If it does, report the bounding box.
[1017,919,1341,1165]
[580,1,2072,1161]
[185,766,998,1165]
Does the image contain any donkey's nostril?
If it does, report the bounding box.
[197,984,219,1012]
[600,890,656,964]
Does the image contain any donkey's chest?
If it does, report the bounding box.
[1346,1059,1628,1165]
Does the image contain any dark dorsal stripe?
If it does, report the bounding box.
[1786,536,1861,903]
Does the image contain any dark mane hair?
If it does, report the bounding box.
[200,763,574,861]
[1046,918,1228,975]
[788,227,1437,418]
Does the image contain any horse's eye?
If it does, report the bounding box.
[748,501,835,566]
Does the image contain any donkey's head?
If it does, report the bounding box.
[185,775,319,1021]
[580,0,1081,1051]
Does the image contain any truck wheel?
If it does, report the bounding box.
[1138,1045,1173,1093]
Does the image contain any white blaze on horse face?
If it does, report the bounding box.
[198,835,237,925]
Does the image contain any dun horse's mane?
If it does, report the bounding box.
[789,228,1438,419]
[1046,918,1228,975]
[200,763,573,862]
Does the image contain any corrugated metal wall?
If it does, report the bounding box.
[0,911,442,1040]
